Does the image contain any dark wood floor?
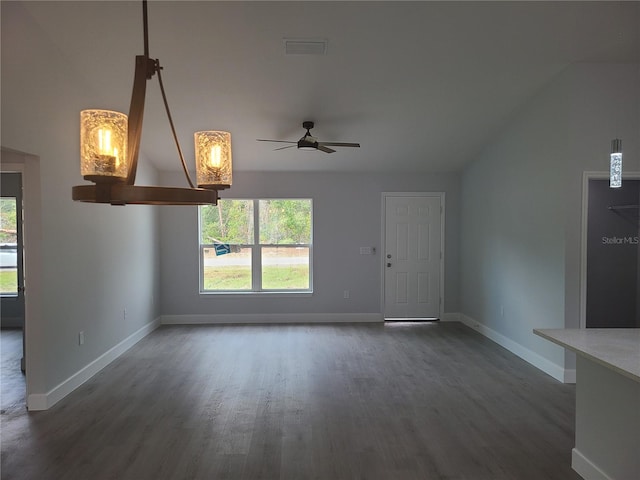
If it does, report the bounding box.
[0,322,581,480]
[0,328,25,415]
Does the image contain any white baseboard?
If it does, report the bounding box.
[572,448,612,480]
[161,313,384,325]
[27,317,161,411]
[459,314,573,383]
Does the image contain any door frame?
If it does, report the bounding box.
[580,171,640,329]
[1,147,42,410]
[0,171,25,328]
[381,192,445,319]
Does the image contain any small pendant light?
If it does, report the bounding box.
[610,138,622,189]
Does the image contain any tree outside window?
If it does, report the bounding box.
[199,199,312,292]
[0,198,18,294]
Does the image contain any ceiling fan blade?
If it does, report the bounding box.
[273,145,297,151]
[317,145,336,154]
[319,142,361,148]
[257,139,296,144]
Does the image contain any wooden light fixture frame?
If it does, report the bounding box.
[72,1,225,206]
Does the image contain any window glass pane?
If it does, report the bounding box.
[0,198,18,295]
[200,200,254,244]
[203,246,252,290]
[261,246,309,290]
[259,199,311,245]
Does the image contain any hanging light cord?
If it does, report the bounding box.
[155,60,197,189]
[141,0,195,190]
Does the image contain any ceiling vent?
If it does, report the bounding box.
[283,38,328,55]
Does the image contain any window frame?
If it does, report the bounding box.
[198,198,313,295]
[0,196,19,297]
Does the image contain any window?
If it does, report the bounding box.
[199,199,312,293]
[0,197,18,295]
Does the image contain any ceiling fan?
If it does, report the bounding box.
[257,121,360,154]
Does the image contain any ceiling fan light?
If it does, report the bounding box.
[80,109,128,183]
[195,131,232,189]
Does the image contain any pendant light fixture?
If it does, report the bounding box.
[72,0,231,206]
[608,14,626,191]
[610,138,622,188]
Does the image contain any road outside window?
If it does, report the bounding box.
[199,199,312,293]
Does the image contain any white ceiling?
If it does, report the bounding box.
[12,1,640,173]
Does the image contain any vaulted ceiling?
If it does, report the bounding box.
[6,1,640,173]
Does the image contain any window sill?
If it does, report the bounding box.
[199,290,313,298]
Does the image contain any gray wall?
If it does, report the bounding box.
[460,67,570,368]
[564,63,640,331]
[563,63,640,369]
[159,171,460,318]
[1,3,161,399]
[461,62,640,372]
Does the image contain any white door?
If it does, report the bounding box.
[384,194,443,319]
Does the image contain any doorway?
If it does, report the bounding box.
[581,173,640,328]
[1,171,25,411]
[1,173,25,328]
[382,193,444,320]
[1,147,41,411]
[585,178,639,328]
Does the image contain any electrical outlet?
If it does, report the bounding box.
[344,290,350,299]
[78,331,84,345]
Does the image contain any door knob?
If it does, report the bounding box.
[387,254,392,259]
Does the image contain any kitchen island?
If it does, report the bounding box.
[534,328,640,480]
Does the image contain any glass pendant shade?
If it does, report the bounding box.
[80,110,128,182]
[195,131,232,188]
[610,138,622,188]
[73,2,230,206]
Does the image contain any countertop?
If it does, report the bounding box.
[533,328,640,383]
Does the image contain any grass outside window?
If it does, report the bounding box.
[199,199,312,293]
[0,270,17,294]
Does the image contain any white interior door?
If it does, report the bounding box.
[384,194,443,319]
